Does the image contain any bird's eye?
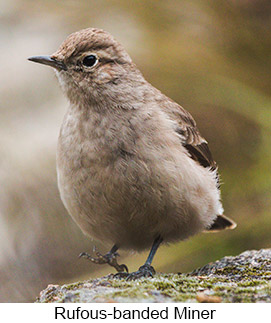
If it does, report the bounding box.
[82,54,98,67]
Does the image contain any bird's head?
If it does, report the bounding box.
[28,28,145,108]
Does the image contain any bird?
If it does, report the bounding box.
[28,28,236,280]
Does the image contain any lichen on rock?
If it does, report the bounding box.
[36,249,271,303]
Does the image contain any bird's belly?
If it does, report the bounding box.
[57,137,222,251]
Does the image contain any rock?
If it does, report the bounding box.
[36,249,271,303]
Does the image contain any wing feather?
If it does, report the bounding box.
[159,98,237,228]
[162,100,217,171]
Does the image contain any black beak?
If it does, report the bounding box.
[28,55,67,71]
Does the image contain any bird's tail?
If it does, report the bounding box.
[204,214,237,232]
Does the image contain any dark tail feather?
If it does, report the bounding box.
[205,215,237,232]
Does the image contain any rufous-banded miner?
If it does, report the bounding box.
[28,28,236,279]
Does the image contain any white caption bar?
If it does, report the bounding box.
[0,303,268,322]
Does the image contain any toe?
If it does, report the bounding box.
[119,264,129,273]
[78,252,88,258]
[125,264,156,280]
[113,272,130,279]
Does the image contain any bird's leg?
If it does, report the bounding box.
[79,244,128,273]
[114,235,163,280]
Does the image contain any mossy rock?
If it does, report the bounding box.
[36,249,271,303]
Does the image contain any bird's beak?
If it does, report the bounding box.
[28,55,67,71]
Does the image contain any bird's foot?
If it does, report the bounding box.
[79,247,128,273]
[114,264,155,280]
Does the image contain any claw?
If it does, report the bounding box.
[79,251,105,264]
[116,263,129,273]
[79,247,128,273]
[79,252,87,258]
[113,264,155,280]
[114,272,130,279]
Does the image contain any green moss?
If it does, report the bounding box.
[109,288,150,300]
[62,281,84,291]
[237,280,264,287]
[36,249,271,303]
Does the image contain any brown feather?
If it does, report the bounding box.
[205,215,237,232]
[170,106,237,232]
[163,100,217,171]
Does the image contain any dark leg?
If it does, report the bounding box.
[114,235,163,280]
[79,244,128,273]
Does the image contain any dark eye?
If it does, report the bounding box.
[82,55,98,67]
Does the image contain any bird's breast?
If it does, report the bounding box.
[56,106,137,211]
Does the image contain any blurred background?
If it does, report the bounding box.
[1,0,271,302]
